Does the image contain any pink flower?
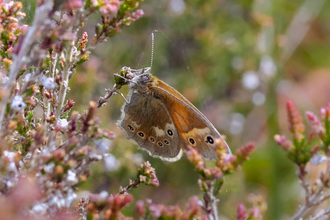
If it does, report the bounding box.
[237,203,247,220]
[135,200,146,217]
[306,111,325,138]
[99,0,120,15]
[64,0,83,9]
[181,196,201,219]
[236,142,256,162]
[274,135,293,151]
[187,145,204,167]
[287,100,305,140]
[249,206,262,219]
[320,103,330,120]
[131,9,144,19]
[112,194,133,210]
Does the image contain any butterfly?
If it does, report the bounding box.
[117,67,231,162]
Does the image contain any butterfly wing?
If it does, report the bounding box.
[150,78,230,159]
[117,91,183,162]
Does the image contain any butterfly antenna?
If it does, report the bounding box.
[150,32,154,69]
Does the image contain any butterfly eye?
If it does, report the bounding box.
[127,125,134,131]
[141,75,150,82]
[164,139,169,145]
[138,132,145,137]
[167,130,173,136]
[157,142,163,147]
[189,138,195,145]
[149,137,155,142]
[206,136,214,144]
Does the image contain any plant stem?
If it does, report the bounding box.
[118,179,141,195]
[204,180,219,220]
[55,39,75,119]
[47,39,75,146]
[44,52,58,134]
[97,84,118,108]
[290,180,325,220]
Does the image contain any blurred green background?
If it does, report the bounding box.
[21,0,330,219]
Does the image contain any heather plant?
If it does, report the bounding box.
[0,0,147,219]
[0,1,258,219]
[0,0,329,220]
[275,101,330,220]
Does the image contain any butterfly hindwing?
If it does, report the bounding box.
[117,91,183,161]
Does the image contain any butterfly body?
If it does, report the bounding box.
[117,67,230,162]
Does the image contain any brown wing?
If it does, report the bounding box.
[153,77,210,122]
[150,82,230,159]
[117,91,183,162]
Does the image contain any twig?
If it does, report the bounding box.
[97,85,118,108]
[55,39,75,119]
[290,161,330,220]
[118,179,141,195]
[0,0,54,133]
[47,39,75,146]
[309,210,325,220]
[203,180,219,220]
[44,52,58,131]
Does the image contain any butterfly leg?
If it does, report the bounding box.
[106,89,129,103]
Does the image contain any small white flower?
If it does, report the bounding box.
[24,73,31,82]
[49,190,66,208]
[44,163,55,173]
[66,170,78,185]
[39,75,56,89]
[89,153,102,161]
[7,162,17,172]
[65,188,77,207]
[94,138,113,153]
[310,153,327,166]
[11,95,26,111]
[3,150,16,162]
[99,191,108,200]
[31,203,48,215]
[19,160,24,169]
[197,199,204,207]
[58,119,69,130]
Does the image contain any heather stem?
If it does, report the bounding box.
[55,39,75,119]
[47,39,75,145]
[50,52,58,79]
[290,161,330,220]
[118,179,141,195]
[204,181,219,220]
[289,185,324,220]
[0,0,53,133]
[44,52,58,132]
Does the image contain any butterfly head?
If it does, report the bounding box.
[129,67,155,91]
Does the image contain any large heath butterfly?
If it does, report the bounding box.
[117,67,231,161]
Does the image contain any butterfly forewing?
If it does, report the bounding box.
[149,83,223,160]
